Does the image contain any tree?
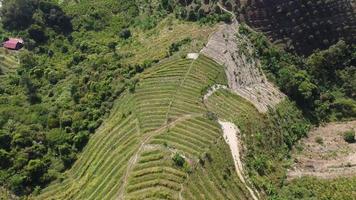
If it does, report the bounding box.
[25,159,48,183]
[0,149,11,168]
[0,132,12,150]
[119,28,131,39]
[1,0,37,30]
[38,1,72,33]
[28,24,47,43]
[73,132,89,151]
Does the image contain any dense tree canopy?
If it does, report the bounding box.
[1,0,36,30]
[239,24,356,122]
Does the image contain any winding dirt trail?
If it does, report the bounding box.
[218,120,260,200]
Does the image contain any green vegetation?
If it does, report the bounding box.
[238,24,356,123]
[343,130,355,143]
[160,0,232,24]
[172,153,185,167]
[0,0,354,199]
[206,89,309,197]
[34,56,250,199]
[276,176,356,200]
[315,137,324,145]
[0,49,19,75]
[0,0,215,196]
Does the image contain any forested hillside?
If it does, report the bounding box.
[161,0,355,55]
[0,0,186,195]
[0,0,354,199]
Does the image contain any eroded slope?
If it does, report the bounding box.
[201,22,284,113]
[288,121,356,179]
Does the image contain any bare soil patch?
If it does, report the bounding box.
[218,120,260,200]
[288,121,356,180]
[201,22,284,113]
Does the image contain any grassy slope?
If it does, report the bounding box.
[33,55,252,200]
[0,49,19,75]
[206,89,309,198]
[277,176,356,200]
[120,17,216,65]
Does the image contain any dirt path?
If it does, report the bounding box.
[217,3,237,22]
[165,59,196,123]
[288,121,356,180]
[200,19,284,113]
[203,84,228,101]
[218,120,260,200]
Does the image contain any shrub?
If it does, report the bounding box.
[172,153,185,167]
[73,132,89,150]
[343,130,355,143]
[0,149,11,168]
[119,28,131,39]
[314,136,323,145]
[0,132,12,150]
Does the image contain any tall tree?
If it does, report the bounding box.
[1,0,37,30]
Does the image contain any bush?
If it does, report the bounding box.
[0,132,12,150]
[314,136,323,145]
[0,149,11,168]
[119,28,131,39]
[343,130,355,143]
[172,153,185,167]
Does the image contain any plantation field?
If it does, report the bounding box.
[120,17,216,65]
[34,55,255,200]
[0,48,19,75]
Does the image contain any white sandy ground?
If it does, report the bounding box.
[203,84,228,101]
[186,53,199,60]
[218,120,260,200]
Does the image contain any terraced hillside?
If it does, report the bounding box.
[34,55,258,200]
[0,48,19,75]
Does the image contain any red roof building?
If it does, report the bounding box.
[3,38,24,50]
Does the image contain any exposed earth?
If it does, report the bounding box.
[201,21,284,113]
[288,121,356,180]
[218,120,259,200]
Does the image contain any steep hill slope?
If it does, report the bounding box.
[34,56,256,200]
[0,49,19,75]
[33,19,309,199]
[240,0,355,54]
[164,0,355,55]
[0,0,354,199]
[201,21,284,112]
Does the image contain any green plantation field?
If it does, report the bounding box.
[34,55,254,200]
[0,48,19,75]
[33,53,310,199]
